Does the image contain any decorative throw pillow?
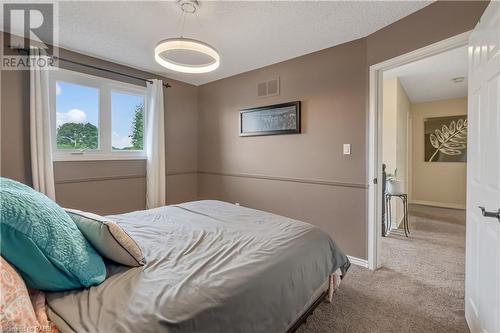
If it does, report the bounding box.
[28,289,59,333]
[0,257,40,332]
[0,177,106,291]
[65,209,145,267]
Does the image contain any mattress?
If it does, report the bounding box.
[46,200,350,332]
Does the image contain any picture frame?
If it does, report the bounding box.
[424,115,467,162]
[239,101,301,137]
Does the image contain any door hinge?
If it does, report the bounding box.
[373,178,378,185]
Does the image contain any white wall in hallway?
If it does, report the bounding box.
[382,78,410,228]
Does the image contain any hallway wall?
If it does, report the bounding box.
[410,98,467,209]
[383,78,410,228]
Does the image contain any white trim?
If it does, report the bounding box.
[368,31,470,270]
[410,200,466,210]
[347,255,369,268]
[53,153,146,162]
[49,68,147,161]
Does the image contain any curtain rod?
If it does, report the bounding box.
[8,47,172,88]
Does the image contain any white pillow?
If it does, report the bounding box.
[65,209,145,267]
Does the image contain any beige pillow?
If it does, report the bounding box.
[65,209,145,267]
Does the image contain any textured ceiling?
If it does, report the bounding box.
[384,45,468,103]
[54,1,432,86]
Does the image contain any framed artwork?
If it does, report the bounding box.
[424,115,467,162]
[239,101,300,137]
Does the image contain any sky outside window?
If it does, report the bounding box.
[56,81,99,149]
[111,91,144,150]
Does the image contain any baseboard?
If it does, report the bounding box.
[410,200,466,210]
[347,255,368,268]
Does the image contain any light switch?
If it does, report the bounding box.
[343,144,351,155]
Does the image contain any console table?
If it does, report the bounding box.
[385,193,410,237]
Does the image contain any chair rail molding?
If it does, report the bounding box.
[198,171,368,189]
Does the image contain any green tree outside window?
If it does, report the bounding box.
[56,103,144,151]
[56,122,98,149]
[129,104,144,150]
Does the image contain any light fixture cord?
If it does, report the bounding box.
[175,9,183,36]
[180,11,186,38]
[195,9,203,31]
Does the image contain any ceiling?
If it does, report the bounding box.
[48,1,432,86]
[384,45,468,103]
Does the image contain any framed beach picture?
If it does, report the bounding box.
[424,115,467,162]
[239,101,301,137]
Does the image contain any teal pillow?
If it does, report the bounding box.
[0,177,106,291]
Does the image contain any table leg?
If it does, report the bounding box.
[387,196,391,233]
[385,195,389,236]
[403,196,408,237]
[405,196,410,235]
[383,195,387,236]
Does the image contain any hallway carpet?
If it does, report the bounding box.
[297,205,468,333]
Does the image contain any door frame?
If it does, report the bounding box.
[367,31,470,270]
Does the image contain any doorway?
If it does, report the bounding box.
[368,4,499,332]
[367,32,470,332]
[381,43,468,236]
[368,31,470,270]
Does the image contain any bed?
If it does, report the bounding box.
[45,200,350,332]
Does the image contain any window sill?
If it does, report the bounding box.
[53,153,147,162]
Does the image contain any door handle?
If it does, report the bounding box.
[478,206,500,221]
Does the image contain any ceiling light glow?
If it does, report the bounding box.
[154,38,220,74]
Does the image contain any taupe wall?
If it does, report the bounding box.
[365,1,488,66]
[197,1,487,259]
[1,60,31,184]
[0,1,487,257]
[198,39,368,258]
[1,33,198,214]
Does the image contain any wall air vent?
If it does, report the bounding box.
[257,82,268,97]
[267,79,279,95]
[257,77,280,98]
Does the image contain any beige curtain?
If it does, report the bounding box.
[30,48,56,200]
[145,79,166,208]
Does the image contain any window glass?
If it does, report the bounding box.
[55,81,99,150]
[111,91,145,151]
[51,70,147,160]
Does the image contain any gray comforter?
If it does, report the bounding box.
[47,200,349,333]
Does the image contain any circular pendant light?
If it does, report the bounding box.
[154,0,220,74]
[154,38,220,74]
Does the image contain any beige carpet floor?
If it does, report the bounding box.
[297,204,467,333]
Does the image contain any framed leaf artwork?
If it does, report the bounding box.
[424,115,467,162]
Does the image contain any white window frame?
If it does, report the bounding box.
[49,68,147,161]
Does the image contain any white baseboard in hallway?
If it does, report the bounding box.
[410,200,466,210]
[347,255,368,268]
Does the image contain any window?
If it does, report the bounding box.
[50,69,146,161]
[111,91,144,151]
[56,82,99,150]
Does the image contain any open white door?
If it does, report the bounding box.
[465,2,500,333]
